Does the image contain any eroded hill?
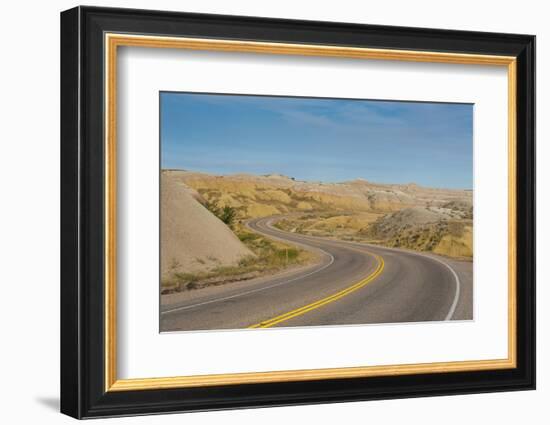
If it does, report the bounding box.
[161,172,316,292]
[163,169,473,260]
[161,173,254,281]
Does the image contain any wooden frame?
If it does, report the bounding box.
[61,6,535,419]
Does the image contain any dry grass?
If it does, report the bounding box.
[162,170,474,282]
[274,212,382,240]
[161,226,314,293]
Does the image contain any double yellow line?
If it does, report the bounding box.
[248,252,385,329]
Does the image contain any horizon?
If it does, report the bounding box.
[161,168,473,191]
[161,92,473,190]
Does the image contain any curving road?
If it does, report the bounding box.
[160,216,473,332]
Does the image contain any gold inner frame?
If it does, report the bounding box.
[104,33,517,392]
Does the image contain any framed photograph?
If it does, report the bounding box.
[60,6,535,419]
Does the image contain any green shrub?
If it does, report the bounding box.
[203,200,237,228]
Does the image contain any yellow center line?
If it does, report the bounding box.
[248,253,385,329]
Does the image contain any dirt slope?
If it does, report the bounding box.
[161,173,254,280]
[365,206,473,258]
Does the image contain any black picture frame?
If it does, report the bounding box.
[60,5,535,419]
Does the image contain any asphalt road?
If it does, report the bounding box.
[160,216,473,332]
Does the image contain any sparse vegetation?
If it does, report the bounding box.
[362,207,473,258]
[190,168,474,259]
[161,227,314,293]
[161,169,473,295]
[274,212,382,240]
[274,206,473,259]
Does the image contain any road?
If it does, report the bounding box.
[160,216,473,332]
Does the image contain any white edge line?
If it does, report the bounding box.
[298,232,462,321]
[428,255,461,321]
[161,215,461,321]
[161,218,334,315]
[355,241,460,321]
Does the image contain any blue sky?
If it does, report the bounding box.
[161,92,473,189]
